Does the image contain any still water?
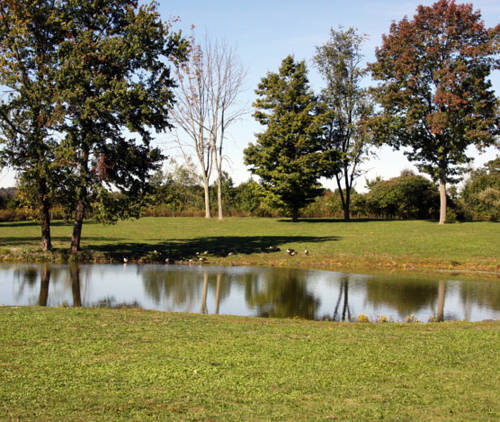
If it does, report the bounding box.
[1,264,498,322]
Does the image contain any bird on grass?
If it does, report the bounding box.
[287,248,296,256]
[304,249,309,256]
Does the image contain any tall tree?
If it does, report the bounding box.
[244,56,330,221]
[55,0,187,252]
[0,0,66,250]
[173,35,245,220]
[314,27,374,221]
[369,0,499,224]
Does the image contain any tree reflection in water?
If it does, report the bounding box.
[4,264,498,321]
[39,264,50,306]
[141,268,230,313]
[243,268,319,319]
[332,276,351,321]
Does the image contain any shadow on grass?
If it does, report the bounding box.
[277,218,396,223]
[0,220,99,228]
[89,235,340,260]
[0,236,125,247]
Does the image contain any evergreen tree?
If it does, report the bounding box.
[244,56,331,221]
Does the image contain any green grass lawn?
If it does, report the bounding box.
[0,307,498,421]
[1,217,498,273]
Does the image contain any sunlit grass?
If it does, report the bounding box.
[0,307,498,421]
[0,217,498,272]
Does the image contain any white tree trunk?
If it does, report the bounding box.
[439,177,447,224]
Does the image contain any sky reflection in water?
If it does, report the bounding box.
[1,264,498,322]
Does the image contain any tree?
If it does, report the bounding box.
[244,56,330,222]
[173,35,245,220]
[365,170,439,219]
[0,0,67,250]
[460,157,500,221]
[54,0,187,252]
[369,0,499,224]
[314,27,374,221]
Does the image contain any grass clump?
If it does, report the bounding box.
[0,307,498,421]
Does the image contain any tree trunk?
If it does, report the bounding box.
[70,199,85,253]
[217,173,223,220]
[38,264,50,306]
[291,207,299,222]
[344,187,351,221]
[39,179,52,251]
[439,177,447,224]
[203,177,211,219]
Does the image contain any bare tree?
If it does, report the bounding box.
[173,34,245,219]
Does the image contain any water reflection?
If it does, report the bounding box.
[243,268,319,319]
[1,264,498,322]
[332,276,351,321]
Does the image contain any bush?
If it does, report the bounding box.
[365,171,439,219]
[460,158,500,221]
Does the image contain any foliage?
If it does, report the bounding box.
[461,157,500,221]
[0,1,188,251]
[369,0,500,224]
[0,0,69,250]
[53,0,188,251]
[1,308,499,420]
[244,56,331,221]
[365,170,440,219]
[314,27,374,220]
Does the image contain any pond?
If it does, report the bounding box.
[1,263,498,322]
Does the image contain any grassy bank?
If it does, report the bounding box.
[0,307,498,421]
[0,217,499,274]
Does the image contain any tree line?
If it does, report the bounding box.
[2,157,498,222]
[0,0,498,252]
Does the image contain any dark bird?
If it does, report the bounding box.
[287,248,296,256]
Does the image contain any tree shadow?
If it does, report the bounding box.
[0,236,125,247]
[89,235,340,261]
[277,218,396,223]
[0,236,71,247]
[0,220,99,228]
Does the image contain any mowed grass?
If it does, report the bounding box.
[0,307,498,421]
[0,217,499,272]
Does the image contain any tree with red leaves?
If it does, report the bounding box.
[370,0,499,224]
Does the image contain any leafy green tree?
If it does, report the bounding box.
[461,157,500,221]
[244,56,331,221]
[369,0,499,224]
[365,170,439,219]
[0,0,67,250]
[55,0,187,252]
[314,27,374,221]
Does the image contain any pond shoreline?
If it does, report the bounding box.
[1,247,499,283]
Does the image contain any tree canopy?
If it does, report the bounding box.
[0,0,187,251]
[369,0,499,224]
[244,56,330,221]
[314,27,374,221]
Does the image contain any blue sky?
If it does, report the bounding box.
[157,0,500,191]
[1,0,498,189]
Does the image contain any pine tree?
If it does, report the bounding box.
[244,56,330,221]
